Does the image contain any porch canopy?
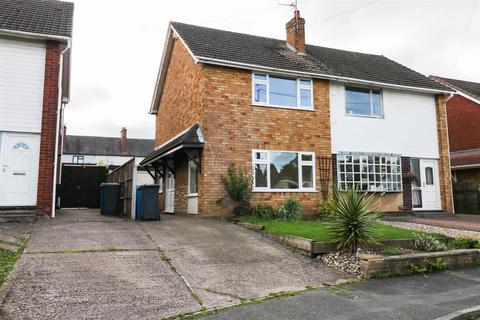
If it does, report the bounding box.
[139,123,204,178]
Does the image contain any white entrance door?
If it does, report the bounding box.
[419,159,441,210]
[187,160,198,214]
[0,133,40,206]
[165,169,175,213]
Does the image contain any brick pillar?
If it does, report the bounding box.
[37,41,62,214]
[401,157,412,211]
[435,94,454,213]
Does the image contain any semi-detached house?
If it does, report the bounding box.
[0,0,73,216]
[141,11,454,217]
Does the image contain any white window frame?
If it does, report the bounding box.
[345,86,384,118]
[252,72,314,111]
[336,152,402,193]
[252,149,316,192]
[187,160,198,197]
[72,155,84,164]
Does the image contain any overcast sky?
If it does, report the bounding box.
[65,0,479,139]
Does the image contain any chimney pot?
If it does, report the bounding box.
[286,10,305,53]
[120,127,128,152]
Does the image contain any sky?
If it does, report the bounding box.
[65,0,480,139]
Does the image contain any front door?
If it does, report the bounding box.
[411,159,441,211]
[165,169,175,213]
[0,133,40,206]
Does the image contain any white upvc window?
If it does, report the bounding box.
[336,152,402,192]
[188,160,198,196]
[345,86,383,118]
[252,72,313,110]
[252,150,316,192]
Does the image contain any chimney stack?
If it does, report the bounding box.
[286,10,305,53]
[120,127,128,152]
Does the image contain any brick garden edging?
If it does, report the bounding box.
[359,249,480,278]
[236,222,443,257]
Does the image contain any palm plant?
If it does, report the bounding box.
[326,187,381,254]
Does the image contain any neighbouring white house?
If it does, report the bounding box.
[0,0,73,216]
[62,127,155,168]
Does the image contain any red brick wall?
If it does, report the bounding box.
[200,66,332,217]
[37,41,62,214]
[446,95,480,152]
[155,38,204,213]
[155,39,204,145]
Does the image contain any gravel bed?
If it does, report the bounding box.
[382,221,480,240]
[318,252,361,276]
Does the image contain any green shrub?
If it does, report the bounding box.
[316,198,336,220]
[408,258,448,274]
[221,164,251,202]
[382,247,403,256]
[221,164,251,216]
[251,204,278,220]
[447,237,479,250]
[326,187,381,254]
[411,233,446,252]
[278,198,302,221]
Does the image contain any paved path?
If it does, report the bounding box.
[384,214,480,232]
[202,267,480,320]
[0,210,347,319]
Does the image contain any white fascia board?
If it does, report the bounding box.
[454,90,480,105]
[0,29,70,43]
[196,56,452,95]
[149,25,200,114]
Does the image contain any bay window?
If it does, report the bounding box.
[252,150,315,191]
[337,152,402,192]
[252,73,313,110]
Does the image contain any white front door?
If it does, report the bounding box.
[418,159,441,211]
[165,169,175,213]
[0,133,40,206]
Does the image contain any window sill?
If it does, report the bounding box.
[187,193,198,198]
[252,103,314,112]
[345,113,384,119]
[252,189,317,193]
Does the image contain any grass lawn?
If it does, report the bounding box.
[0,248,19,287]
[240,217,434,242]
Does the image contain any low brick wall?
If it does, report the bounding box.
[360,249,480,278]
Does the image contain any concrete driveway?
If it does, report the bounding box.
[142,216,348,308]
[0,210,347,319]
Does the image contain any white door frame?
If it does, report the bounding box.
[412,158,441,211]
[165,169,175,213]
[187,160,198,214]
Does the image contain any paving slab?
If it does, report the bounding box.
[53,208,128,223]
[26,220,156,253]
[142,216,349,309]
[0,251,202,320]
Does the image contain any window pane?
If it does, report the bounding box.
[255,164,268,188]
[189,162,198,194]
[254,83,267,103]
[302,165,313,188]
[270,152,299,189]
[346,87,371,116]
[301,154,313,161]
[300,88,311,107]
[300,79,311,86]
[254,73,267,81]
[425,167,434,185]
[410,159,421,187]
[255,152,267,160]
[372,90,382,116]
[269,76,297,107]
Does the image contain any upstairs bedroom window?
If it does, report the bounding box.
[252,150,315,192]
[345,87,383,117]
[252,73,313,110]
[337,152,402,192]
